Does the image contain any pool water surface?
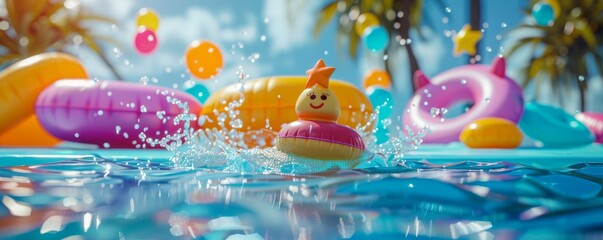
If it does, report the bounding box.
[1,145,603,239]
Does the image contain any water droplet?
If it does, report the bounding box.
[441,85,447,90]
[260,35,267,42]
[115,125,121,134]
[579,75,585,81]
[323,50,329,55]
[19,37,29,47]
[72,35,83,45]
[0,21,10,31]
[501,22,507,28]
[123,132,129,139]
[461,79,467,84]
[107,91,112,96]
[74,133,79,138]
[165,67,172,73]
[97,110,104,116]
[139,76,149,85]
[134,124,140,130]
[140,105,147,113]
[264,17,270,23]
[484,97,491,103]
[103,142,110,148]
[156,111,165,119]
[430,107,440,117]
[445,7,452,13]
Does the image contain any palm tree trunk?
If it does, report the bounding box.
[578,73,587,112]
[384,48,393,88]
[394,0,420,92]
[469,0,481,63]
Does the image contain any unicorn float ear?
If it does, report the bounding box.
[491,56,506,78]
[413,70,430,90]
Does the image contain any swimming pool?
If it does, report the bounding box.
[1,144,603,239]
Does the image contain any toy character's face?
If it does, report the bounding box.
[296,85,340,122]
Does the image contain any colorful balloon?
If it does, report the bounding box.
[185,40,224,80]
[134,27,158,55]
[362,25,389,52]
[185,83,211,104]
[355,13,380,36]
[532,2,555,26]
[136,8,160,31]
[363,70,392,89]
[366,86,393,120]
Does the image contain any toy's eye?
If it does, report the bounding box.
[310,94,316,100]
[320,95,327,100]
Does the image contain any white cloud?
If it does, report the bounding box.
[83,0,136,21]
[263,0,322,53]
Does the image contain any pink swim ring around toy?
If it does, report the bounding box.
[403,57,524,143]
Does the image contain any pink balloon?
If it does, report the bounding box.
[134,27,158,54]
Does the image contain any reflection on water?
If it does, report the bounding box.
[1,154,603,239]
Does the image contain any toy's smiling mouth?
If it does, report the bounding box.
[310,103,324,109]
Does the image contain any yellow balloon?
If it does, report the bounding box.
[136,8,160,31]
[355,13,380,36]
[543,0,560,18]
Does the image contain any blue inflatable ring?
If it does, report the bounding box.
[519,102,594,147]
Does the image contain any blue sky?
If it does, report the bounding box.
[73,0,601,113]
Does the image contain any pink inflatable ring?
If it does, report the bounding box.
[576,112,603,143]
[35,80,202,148]
[403,57,524,143]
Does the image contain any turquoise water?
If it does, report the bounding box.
[1,145,603,239]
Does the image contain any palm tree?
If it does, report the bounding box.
[506,0,603,111]
[0,0,123,80]
[469,0,481,62]
[314,0,439,92]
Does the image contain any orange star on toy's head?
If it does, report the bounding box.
[305,59,335,88]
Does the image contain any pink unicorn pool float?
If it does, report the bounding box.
[403,57,525,143]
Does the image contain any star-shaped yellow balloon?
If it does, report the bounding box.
[453,24,483,56]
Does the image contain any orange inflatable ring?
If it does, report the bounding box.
[201,76,374,134]
[0,52,88,146]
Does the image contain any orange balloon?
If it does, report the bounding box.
[185,40,223,80]
[0,115,60,147]
[363,70,392,89]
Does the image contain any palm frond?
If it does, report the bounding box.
[313,2,338,38]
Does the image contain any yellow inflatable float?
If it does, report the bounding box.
[0,52,88,146]
[201,76,374,135]
[460,117,523,149]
